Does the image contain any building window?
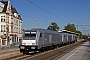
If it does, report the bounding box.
[8,16,9,23]
[1,19,5,22]
[4,25,6,32]
[1,16,5,22]
[16,20,18,26]
[11,25,13,33]
[18,21,20,26]
[1,25,3,32]
[14,19,16,25]
[11,17,13,19]
[1,25,6,32]
[19,30,20,33]
[19,28,20,33]
[14,27,16,32]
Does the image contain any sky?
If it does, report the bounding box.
[9,0,90,35]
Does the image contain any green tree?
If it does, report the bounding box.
[82,35,88,39]
[47,22,59,31]
[76,30,82,39]
[64,23,82,39]
[64,23,76,32]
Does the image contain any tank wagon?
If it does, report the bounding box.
[19,28,78,54]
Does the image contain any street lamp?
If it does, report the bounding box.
[34,19,37,28]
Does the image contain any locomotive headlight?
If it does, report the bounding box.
[20,46,25,49]
[32,43,36,45]
[23,43,26,45]
[31,47,35,49]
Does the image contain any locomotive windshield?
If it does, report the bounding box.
[23,31,37,40]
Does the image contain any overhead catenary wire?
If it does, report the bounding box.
[26,0,69,23]
[46,0,73,23]
[81,0,84,24]
[12,0,50,24]
[12,0,60,25]
[25,0,90,35]
[21,14,49,24]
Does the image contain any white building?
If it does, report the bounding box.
[0,0,23,46]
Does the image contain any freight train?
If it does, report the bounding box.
[19,28,78,54]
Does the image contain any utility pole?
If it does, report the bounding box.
[75,25,90,35]
[34,19,37,28]
[75,25,90,30]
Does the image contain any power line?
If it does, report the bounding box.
[26,0,69,23]
[75,24,90,35]
[21,13,49,24]
[12,0,50,24]
[12,0,58,25]
[46,0,73,23]
[81,0,84,24]
[75,25,90,30]
[21,14,50,28]
[12,0,68,28]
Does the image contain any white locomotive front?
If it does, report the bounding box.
[20,30,38,53]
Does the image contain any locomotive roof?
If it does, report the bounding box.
[24,28,42,31]
[58,30,78,35]
[24,28,59,34]
[24,28,78,35]
[31,28,59,34]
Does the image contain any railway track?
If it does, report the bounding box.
[2,40,84,60]
[0,50,21,60]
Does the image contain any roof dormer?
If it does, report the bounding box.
[6,0,11,13]
[14,13,18,17]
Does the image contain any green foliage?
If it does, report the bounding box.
[64,23,76,32]
[64,23,82,39]
[76,30,82,39]
[82,35,88,39]
[47,22,59,31]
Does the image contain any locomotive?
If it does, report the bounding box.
[19,28,78,54]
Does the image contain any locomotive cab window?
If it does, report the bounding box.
[40,33,42,37]
[24,32,30,36]
[23,31,37,40]
[30,32,37,40]
[31,32,36,37]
